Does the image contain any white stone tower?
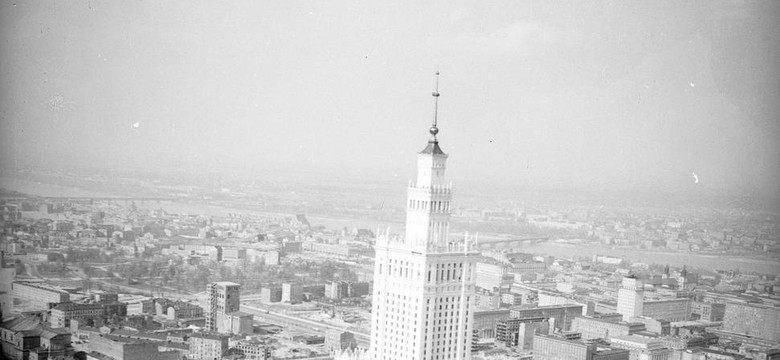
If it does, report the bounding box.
[370,73,480,360]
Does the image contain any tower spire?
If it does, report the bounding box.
[430,71,441,140]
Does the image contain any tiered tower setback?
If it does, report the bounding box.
[370,73,480,360]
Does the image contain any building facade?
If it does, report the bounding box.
[570,316,646,341]
[259,285,282,303]
[617,276,644,322]
[472,309,511,339]
[642,298,691,322]
[722,302,780,342]
[205,282,248,334]
[0,257,15,319]
[49,302,104,328]
[690,302,725,322]
[189,333,229,360]
[609,335,674,360]
[370,81,480,360]
[475,262,507,292]
[533,334,594,360]
[495,317,549,348]
[12,282,69,309]
[1,317,74,360]
[88,334,174,360]
[155,299,203,320]
[281,283,303,303]
[509,304,584,332]
[230,339,271,360]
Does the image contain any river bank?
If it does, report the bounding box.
[3,175,777,275]
[517,242,779,275]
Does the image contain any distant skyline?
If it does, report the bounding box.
[1,1,778,199]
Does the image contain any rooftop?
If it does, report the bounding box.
[420,140,445,155]
[190,332,229,341]
[13,281,69,295]
[52,302,103,311]
[0,316,41,332]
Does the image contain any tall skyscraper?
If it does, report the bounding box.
[370,74,480,360]
[205,281,252,334]
[617,275,644,322]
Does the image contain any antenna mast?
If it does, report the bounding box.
[430,71,441,141]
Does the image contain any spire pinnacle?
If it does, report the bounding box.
[430,71,440,140]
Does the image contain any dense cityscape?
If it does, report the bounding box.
[1,115,779,360]
[2,1,779,360]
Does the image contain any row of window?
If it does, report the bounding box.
[377,259,472,285]
[409,199,451,213]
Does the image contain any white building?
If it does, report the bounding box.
[617,276,644,322]
[610,335,674,360]
[370,78,479,360]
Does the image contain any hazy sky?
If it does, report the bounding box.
[1,1,779,198]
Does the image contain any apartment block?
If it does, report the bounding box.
[12,281,69,309]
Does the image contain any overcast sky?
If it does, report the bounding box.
[1,0,778,199]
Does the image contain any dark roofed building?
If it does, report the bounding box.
[1,316,73,360]
[49,302,104,328]
[89,334,177,360]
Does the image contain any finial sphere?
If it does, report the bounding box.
[429,126,439,136]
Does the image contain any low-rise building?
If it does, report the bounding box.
[533,334,594,360]
[12,282,69,309]
[592,347,630,360]
[154,299,203,320]
[93,292,119,303]
[1,316,74,360]
[189,333,229,360]
[660,335,709,351]
[259,286,282,303]
[301,241,371,257]
[219,312,253,335]
[89,334,178,360]
[476,261,509,292]
[722,302,780,342]
[281,283,303,304]
[689,302,725,322]
[325,330,357,354]
[473,309,511,339]
[222,247,247,263]
[495,316,549,348]
[642,298,691,322]
[571,316,646,341]
[49,302,104,328]
[630,317,670,336]
[230,338,270,360]
[102,301,128,318]
[610,335,674,360]
[510,304,584,332]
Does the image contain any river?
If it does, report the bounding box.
[3,175,778,275]
[517,242,779,275]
